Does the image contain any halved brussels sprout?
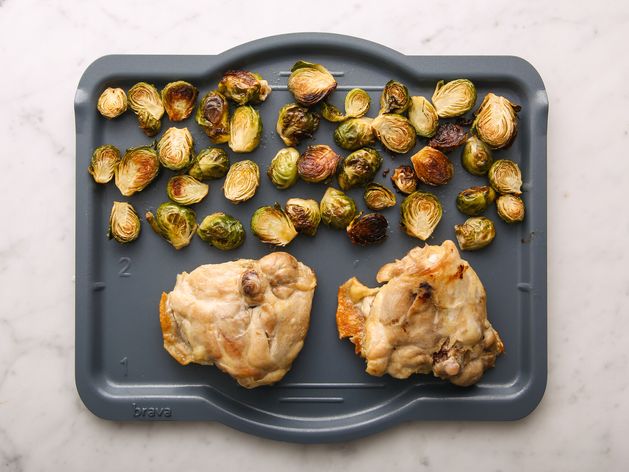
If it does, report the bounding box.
[320,102,347,122]
[488,159,522,195]
[267,147,300,189]
[285,198,321,236]
[157,127,194,170]
[338,148,382,190]
[454,216,496,251]
[320,187,356,229]
[400,191,442,240]
[410,146,454,186]
[347,213,388,246]
[166,175,209,206]
[364,183,396,210]
[391,165,418,194]
[372,114,416,154]
[428,123,468,152]
[276,103,320,146]
[229,106,262,153]
[461,136,493,176]
[188,147,230,181]
[345,88,370,118]
[297,145,341,183]
[115,146,160,196]
[197,212,245,250]
[108,202,140,244]
[250,204,298,246]
[223,160,260,204]
[218,70,271,105]
[472,93,521,149]
[380,80,410,115]
[408,96,439,138]
[334,117,376,151]
[287,60,337,106]
[146,202,197,250]
[128,82,164,136]
[195,91,230,143]
[431,79,477,118]
[161,81,198,121]
[97,88,127,119]
[88,144,120,184]
[496,194,525,223]
[456,186,496,216]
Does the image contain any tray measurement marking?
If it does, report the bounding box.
[120,357,128,377]
[118,257,132,277]
[279,396,344,404]
[278,382,386,389]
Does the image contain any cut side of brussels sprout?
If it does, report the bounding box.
[188,147,230,181]
[288,60,337,106]
[390,165,418,194]
[88,144,120,184]
[97,88,127,119]
[267,147,300,190]
[166,175,209,206]
[195,91,230,143]
[218,70,271,105]
[320,102,347,122]
[337,147,382,191]
[285,198,321,236]
[229,106,262,153]
[380,80,410,115]
[461,136,493,176]
[146,202,197,250]
[431,79,477,118]
[456,186,496,216]
[454,216,496,251]
[400,191,443,240]
[408,96,439,138]
[347,213,388,246]
[320,187,356,229]
[128,82,164,137]
[428,123,468,152]
[161,81,198,121]
[297,145,341,183]
[363,183,396,210]
[108,201,140,244]
[473,93,521,149]
[114,146,160,197]
[197,212,245,250]
[488,159,522,195]
[250,204,298,246]
[334,117,376,151]
[276,103,320,146]
[223,160,260,204]
[496,194,525,223]
[372,114,416,154]
[345,88,371,118]
[157,127,194,170]
[410,146,454,186]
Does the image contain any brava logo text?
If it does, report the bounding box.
[132,402,172,417]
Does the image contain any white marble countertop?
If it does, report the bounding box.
[1,0,628,470]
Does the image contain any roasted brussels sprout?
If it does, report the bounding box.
[391,165,418,194]
[166,175,209,206]
[320,187,356,229]
[496,194,525,223]
[115,146,160,196]
[431,79,476,118]
[250,204,298,246]
[88,144,120,184]
[461,136,493,176]
[334,117,376,151]
[196,91,230,143]
[345,88,370,118]
[488,159,522,195]
[337,148,382,190]
[454,216,496,251]
[408,96,439,138]
[128,82,164,137]
[400,191,442,240]
[188,147,230,181]
[410,146,454,186]
[347,213,388,246]
[218,70,271,105]
[364,183,396,210]
[456,186,496,216]
[146,202,197,250]
[197,212,245,250]
[97,88,127,119]
[276,103,320,146]
[320,102,347,122]
[223,160,260,204]
[473,93,521,149]
[157,127,194,170]
[428,123,468,152]
[267,147,300,189]
[161,81,198,121]
[380,80,410,114]
[285,198,321,236]
[108,202,140,244]
[287,60,337,106]
[297,145,341,183]
[372,114,416,154]
[229,106,262,153]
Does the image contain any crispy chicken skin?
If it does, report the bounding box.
[336,240,504,386]
[160,252,316,388]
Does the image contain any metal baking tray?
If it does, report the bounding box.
[75,33,548,443]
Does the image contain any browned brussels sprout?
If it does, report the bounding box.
[428,123,468,152]
[188,147,230,181]
[161,81,198,121]
[346,213,388,246]
[334,117,376,151]
[267,147,300,189]
[454,216,496,251]
[390,165,418,194]
[410,146,454,186]
[88,145,120,184]
[363,183,396,210]
[379,80,410,114]
[223,160,260,204]
[157,127,194,170]
[456,186,496,216]
[285,198,321,236]
[473,93,520,149]
[197,212,245,250]
[114,146,160,197]
[218,70,271,105]
[195,90,230,144]
[400,191,442,241]
[108,202,140,244]
[97,88,127,119]
[372,114,416,154]
[276,103,320,146]
[337,148,382,191]
[250,204,298,247]
[166,175,209,206]
[408,96,439,138]
[461,136,493,176]
[488,159,522,195]
[496,194,525,223]
[146,202,197,250]
[297,145,341,183]
[432,79,477,118]
[320,187,356,229]
[128,82,164,136]
[229,106,262,153]
[287,60,337,106]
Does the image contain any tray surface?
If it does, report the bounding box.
[75,33,548,443]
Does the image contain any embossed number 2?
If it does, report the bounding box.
[118,257,132,277]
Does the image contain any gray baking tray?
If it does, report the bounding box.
[75,33,548,443]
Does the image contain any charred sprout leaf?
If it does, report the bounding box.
[250,203,298,246]
[128,82,164,137]
[461,135,493,176]
[345,88,370,118]
[488,159,522,195]
[229,106,262,153]
[157,127,194,170]
[195,91,230,143]
[400,191,442,241]
[88,144,120,184]
[472,93,521,149]
[188,147,229,181]
[428,123,468,152]
[380,80,410,115]
[197,212,245,250]
[218,70,271,105]
[456,186,496,216]
[320,187,356,229]
[391,165,418,194]
[408,96,439,138]
[455,216,496,251]
[496,194,525,223]
[372,114,416,154]
[364,183,396,210]
[161,81,198,121]
[297,145,341,183]
[338,148,382,190]
[115,146,160,196]
[97,88,127,119]
[166,175,209,206]
[267,147,300,189]
[108,202,140,244]
[334,117,376,151]
[410,146,454,186]
[285,198,321,236]
[276,103,320,146]
[287,60,337,107]
[223,160,260,204]
[320,102,346,122]
[347,213,388,246]
[431,79,477,118]
[146,202,197,250]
